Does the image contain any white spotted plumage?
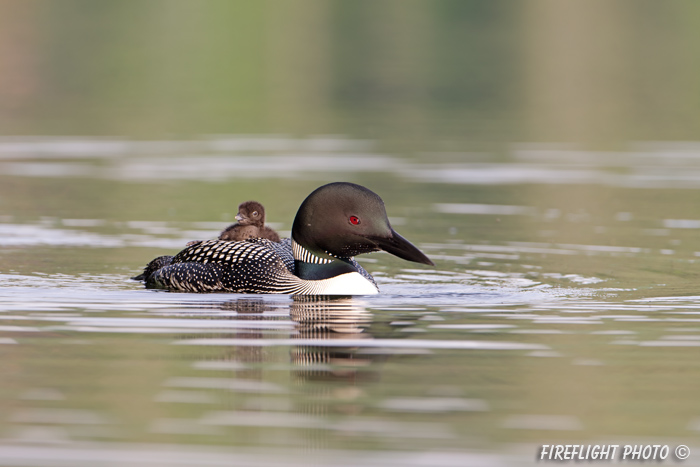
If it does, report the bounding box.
[145,238,377,295]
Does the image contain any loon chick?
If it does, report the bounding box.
[220,200,280,242]
[135,182,434,295]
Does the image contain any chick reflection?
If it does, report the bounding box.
[219,297,269,316]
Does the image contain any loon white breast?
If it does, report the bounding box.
[134,182,434,295]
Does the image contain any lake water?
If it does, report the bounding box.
[1,136,700,466]
[2,2,700,465]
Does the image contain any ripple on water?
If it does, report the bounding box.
[502,415,583,431]
[377,397,489,413]
[198,410,454,439]
[11,408,111,425]
[174,337,548,351]
[428,324,515,330]
[164,377,286,394]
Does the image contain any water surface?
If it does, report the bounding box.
[1,136,700,466]
[3,2,700,464]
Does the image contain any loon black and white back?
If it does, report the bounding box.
[144,238,377,295]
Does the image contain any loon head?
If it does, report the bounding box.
[291,182,434,266]
[235,201,266,226]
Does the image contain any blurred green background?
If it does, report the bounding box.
[2,0,699,147]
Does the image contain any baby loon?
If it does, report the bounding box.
[134,182,434,295]
[183,200,280,248]
[220,200,280,242]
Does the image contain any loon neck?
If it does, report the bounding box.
[291,238,337,264]
[292,238,357,280]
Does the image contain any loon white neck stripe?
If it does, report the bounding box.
[292,239,334,264]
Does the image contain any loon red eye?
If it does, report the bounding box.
[349,216,360,225]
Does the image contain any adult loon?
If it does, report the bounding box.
[134,182,434,295]
[220,200,280,242]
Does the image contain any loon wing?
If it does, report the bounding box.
[146,239,299,293]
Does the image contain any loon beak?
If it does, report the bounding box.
[235,214,245,222]
[368,229,435,266]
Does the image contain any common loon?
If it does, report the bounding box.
[220,200,280,242]
[133,182,434,295]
